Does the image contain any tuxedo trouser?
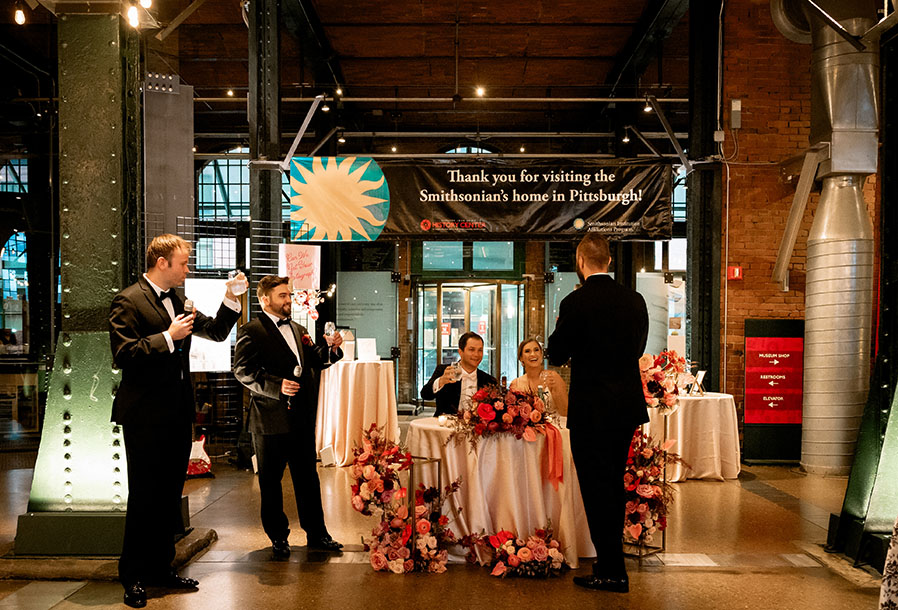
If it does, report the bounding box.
[252,425,327,542]
[569,422,638,578]
[119,418,192,586]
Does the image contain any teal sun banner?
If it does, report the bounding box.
[289,156,390,242]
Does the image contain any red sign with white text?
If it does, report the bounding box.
[744,336,803,424]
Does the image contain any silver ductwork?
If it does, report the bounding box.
[771,0,878,475]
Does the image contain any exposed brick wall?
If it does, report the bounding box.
[720,1,881,427]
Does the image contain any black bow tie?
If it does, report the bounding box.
[276,317,291,327]
[158,290,173,302]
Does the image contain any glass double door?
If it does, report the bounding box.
[417,282,523,398]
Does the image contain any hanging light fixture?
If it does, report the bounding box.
[622,127,630,144]
[14,0,26,25]
[337,130,346,144]
[643,97,653,113]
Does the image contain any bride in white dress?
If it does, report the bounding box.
[509,338,568,417]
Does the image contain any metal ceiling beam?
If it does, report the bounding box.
[194,130,688,139]
[192,96,690,104]
[606,0,690,94]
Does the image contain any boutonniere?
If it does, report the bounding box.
[301,334,313,347]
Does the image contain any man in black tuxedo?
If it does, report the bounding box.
[233,275,344,558]
[421,331,497,416]
[547,233,649,594]
[109,234,242,608]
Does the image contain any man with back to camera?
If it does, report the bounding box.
[421,331,497,416]
[109,234,243,608]
[547,233,649,594]
[232,275,344,558]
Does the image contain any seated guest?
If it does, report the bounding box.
[421,331,497,417]
[509,337,568,417]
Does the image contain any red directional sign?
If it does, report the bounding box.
[744,336,803,424]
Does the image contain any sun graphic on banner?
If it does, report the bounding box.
[289,157,390,241]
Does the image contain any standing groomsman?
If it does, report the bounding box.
[233,275,344,558]
[109,234,242,608]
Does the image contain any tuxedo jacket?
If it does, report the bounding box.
[109,275,240,429]
[547,274,649,431]
[233,315,342,436]
[421,364,497,417]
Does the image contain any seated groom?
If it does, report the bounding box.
[421,331,497,417]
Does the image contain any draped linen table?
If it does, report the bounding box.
[315,360,400,466]
[407,417,595,568]
[647,392,741,482]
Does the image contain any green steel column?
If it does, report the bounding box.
[15,13,140,555]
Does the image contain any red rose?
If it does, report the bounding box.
[472,388,489,402]
[301,334,313,346]
[477,402,496,421]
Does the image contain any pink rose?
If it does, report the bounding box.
[388,558,405,574]
[363,464,376,479]
[404,559,415,572]
[391,517,405,529]
[639,353,654,370]
[549,539,559,549]
[532,545,549,562]
[416,519,431,535]
[388,549,400,561]
[636,484,655,498]
[507,553,521,567]
[415,504,427,518]
[517,547,532,562]
[507,405,519,418]
[352,495,365,511]
[520,404,532,420]
[370,551,388,571]
[533,397,545,412]
[625,500,638,514]
[381,489,394,504]
[399,546,410,559]
[490,561,507,577]
[637,502,649,514]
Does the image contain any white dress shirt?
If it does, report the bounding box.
[143,274,241,353]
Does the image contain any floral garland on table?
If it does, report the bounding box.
[623,429,686,547]
[639,349,693,413]
[461,527,568,578]
[350,424,461,574]
[444,385,561,449]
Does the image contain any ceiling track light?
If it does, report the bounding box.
[337,130,346,144]
[621,127,630,144]
[643,98,653,113]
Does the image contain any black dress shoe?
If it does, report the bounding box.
[307,534,343,551]
[123,583,147,608]
[573,574,629,593]
[271,539,291,558]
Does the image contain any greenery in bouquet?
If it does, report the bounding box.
[639,349,692,413]
[350,424,461,574]
[462,527,568,578]
[623,429,686,547]
[446,384,560,449]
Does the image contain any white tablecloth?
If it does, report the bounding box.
[647,392,741,482]
[315,360,400,466]
[407,417,594,568]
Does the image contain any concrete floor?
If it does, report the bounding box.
[0,455,883,609]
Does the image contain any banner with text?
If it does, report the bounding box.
[379,159,672,240]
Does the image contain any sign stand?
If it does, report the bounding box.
[743,319,804,463]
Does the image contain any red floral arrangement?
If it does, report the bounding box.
[639,349,691,412]
[350,424,460,574]
[623,429,685,546]
[446,385,559,448]
[462,526,568,578]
